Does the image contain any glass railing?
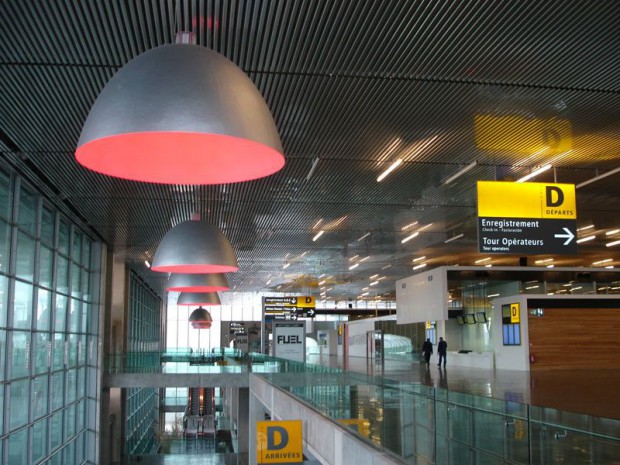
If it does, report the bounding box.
[105,349,347,375]
[261,372,620,465]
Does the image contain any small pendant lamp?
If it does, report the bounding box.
[167,273,229,292]
[152,220,238,274]
[75,42,284,184]
[189,306,213,329]
[178,292,221,306]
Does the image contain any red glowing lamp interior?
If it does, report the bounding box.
[76,132,285,184]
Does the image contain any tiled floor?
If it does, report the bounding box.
[308,354,620,420]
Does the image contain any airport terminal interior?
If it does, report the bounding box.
[0,1,620,464]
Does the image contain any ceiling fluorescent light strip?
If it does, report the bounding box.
[606,239,620,247]
[516,164,552,183]
[443,160,477,184]
[577,165,620,189]
[576,235,595,243]
[377,158,403,182]
[412,256,426,263]
[401,232,419,244]
[445,233,464,243]
[413,263,427,270]
[376,138,402,165]
[306,157,320,181]
[312,230,324,241]
[357,232,371,241]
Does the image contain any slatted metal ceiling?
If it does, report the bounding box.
[2,0,620,297]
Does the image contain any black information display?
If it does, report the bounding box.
[478,217,577,255]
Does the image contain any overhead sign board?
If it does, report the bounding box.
[477,181,578,255]
[263,296,316,321]
[273,322,306,363]
[257,420,303,463]
[510,303,520,323]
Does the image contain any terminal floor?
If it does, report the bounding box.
[307,354,620,420]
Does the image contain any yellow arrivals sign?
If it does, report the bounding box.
[257,420,303,463]
[510,303,520,324]
[477,181,576,220]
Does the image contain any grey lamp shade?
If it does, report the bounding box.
[75,44,284,184]
[151,220,238,274]
[178,292,221,306]
[188,307,213,323]
[167,273,229,292]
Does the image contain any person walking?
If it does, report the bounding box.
[422,338,433,366]
[437,337,447,367]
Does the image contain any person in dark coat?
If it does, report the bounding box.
[422,338,433,365]
[437,337,447,367]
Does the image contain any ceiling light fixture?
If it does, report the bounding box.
[359,256,370,262]
[401,232,419,244]
[516,164,552,183]
[152,219,238,274]
[349,255,359,262]
[188,306,213,328]
[376,138,402,165]
[606,229,620,235]
[357,232,371,242]
[576,235,595,244]
[283,263,290,269]
[76,38,284,184]
[306,157,320,181]
[445,233,464,243]
[577,166,620,189]
[177,292,221,306]
[443,160,477,184]
[369,281,379,286]
[577,224,594,231]
[412,256,426,263]
[606,239,620,247]
[349,263,359,270]
[474,257,491,264]
[534,258,554,264]
[312,230,324,241]
[167,273,229,292]
[144,260,151,268]
[401,221,418,231]
[369,274,379,280]
[377,159,403,182]
[413,263,427,270]
[592,258,613,265]
[313,219,324,229]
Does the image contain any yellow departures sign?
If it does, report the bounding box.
[477,181,576,220]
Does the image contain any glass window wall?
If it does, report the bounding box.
[0,165,101,465]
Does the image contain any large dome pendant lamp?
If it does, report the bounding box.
[151,219,238,274]
[167,272,229,292]
[75,35,284,184]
